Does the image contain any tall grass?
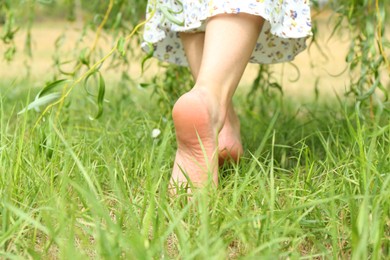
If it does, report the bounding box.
[0,80,389,259]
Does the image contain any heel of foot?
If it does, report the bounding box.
[172,92,214,145]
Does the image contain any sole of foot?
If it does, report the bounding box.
[170,89,220,192]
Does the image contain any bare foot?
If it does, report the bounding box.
[218,104,243,165]
[170,89,222,191]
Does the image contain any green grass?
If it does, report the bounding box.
[0,79,389,259]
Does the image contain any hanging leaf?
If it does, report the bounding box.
[4,45,16,61]
[84,70,98,96]
[112,12,123,29]
[37,79,70,98]
[356,77,380,101]
[18,92,61,114]
[116,36,126,57]
[18,79,70,114]
[89,72,106,120]
[79,47,90,66]
[141,42,154,73]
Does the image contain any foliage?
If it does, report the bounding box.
[1,81,389,258]
[328,0,390,117]
[1,0,389,120]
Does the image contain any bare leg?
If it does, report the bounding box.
[180,32,243,165]
[180,32,204,79]
[171,13,264,189]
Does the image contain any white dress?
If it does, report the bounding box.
[142,0,312,66]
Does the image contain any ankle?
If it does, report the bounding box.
[190,87,228,131]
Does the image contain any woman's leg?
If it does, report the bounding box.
[180,32,204,79]
[171,13,264,189]
[180,32,243,165]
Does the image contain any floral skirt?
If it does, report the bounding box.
[142,0,312,66]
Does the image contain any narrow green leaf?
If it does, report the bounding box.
[18,92,61,114]
[37,79,70,98]
[138,83,154,88]
[79,47,90,66]
[117,36,126,57]
[356,77,380,101]
[90,72,106,120]
[141,42,154,73]
[84,70,98,96]
[4,45,16,61]
[113,12,123,29]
